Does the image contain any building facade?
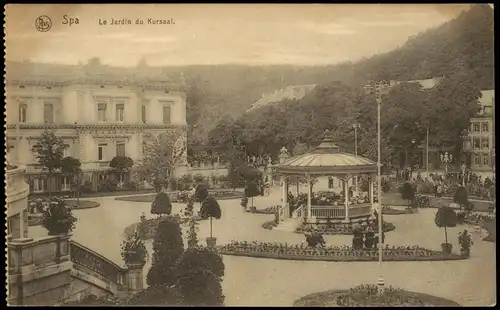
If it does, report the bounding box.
[5,66,188,194]
[465,89,495,177]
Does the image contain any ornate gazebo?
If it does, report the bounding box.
[275,132,378,224]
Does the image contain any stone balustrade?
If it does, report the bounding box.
[6,166,30,205]
[7,235,146,305]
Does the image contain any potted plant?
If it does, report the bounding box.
[244,181,260,212]
[434,206,458,254]
[458,229,473,257]
[200,195,222,247]
[41,197,78,236]
[120,234,148,266]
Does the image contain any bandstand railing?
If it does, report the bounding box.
[70,241,126,288]
[349,203,372,218]
[310,206,346,219]
[293,205,305,219]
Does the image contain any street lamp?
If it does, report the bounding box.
[363,80,390,295]
[353,123,361,192]
[440,151,453,174]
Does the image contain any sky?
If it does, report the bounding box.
[4,4,472,67]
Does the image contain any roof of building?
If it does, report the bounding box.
[5,60,180,85]
[276,131,377,176]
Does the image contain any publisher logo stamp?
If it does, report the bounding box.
[35,15,52,32]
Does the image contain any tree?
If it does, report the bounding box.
[244,181,260,209]
[453,186,469,212]
[140,128,187,182]
[150,192,172,217]
[41,197,78,236]
[400,182,416,207]
[31,130,69,197]
[434,206,458,245]
[173,246,225,306]
[61,156,82,203]
[146,216,184,287]
[174,268,225,306]
[109,156,134,184]
[200,195,221,242]
[127,284,182,306]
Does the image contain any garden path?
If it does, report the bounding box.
[29,190,496,306]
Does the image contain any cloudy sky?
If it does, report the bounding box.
[5,4,471,66]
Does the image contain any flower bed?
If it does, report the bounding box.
[295,220,396,235]
[294,285,461,306]
[219,241,465,262]
[116,190,243,203]
[461,212,496,243]
[254,205,281,214]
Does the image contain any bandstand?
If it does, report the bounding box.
[275,133,378,224]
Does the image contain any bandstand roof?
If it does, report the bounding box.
[276,132,377,176]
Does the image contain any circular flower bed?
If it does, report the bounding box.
[294,284,460,306]
[219,241,465,262]
[295,220,396,235]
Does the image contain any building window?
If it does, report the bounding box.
[43,102,54,123]
[98,144,107,161]
[474,155,481,166]
[482,139,489,150]
[33,178,44,193]
[62,176,71,191]
[98,103,107,122]
[142,105,147,123]
[473,137,481,150]
[116,142,126,157]
[473,123,480,132]
[482,123,489,132]
[19,103,27,123]
[163,105,171,124]
[483,155,490,166]
[115,103,124,122]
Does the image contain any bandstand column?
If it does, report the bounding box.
[369,176,374,205]
[307,176,312,220]
[344,177,350,222]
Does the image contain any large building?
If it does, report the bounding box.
[465,89,495,177]
[5,60,188,194]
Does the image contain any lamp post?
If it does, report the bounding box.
[440,151,453,175]
[353,123,361,192]
[364,80,390,295]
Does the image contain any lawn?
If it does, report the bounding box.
[65,200,100,209]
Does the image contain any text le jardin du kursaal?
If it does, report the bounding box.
[61,15,175,26]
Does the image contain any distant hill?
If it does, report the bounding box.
[5,5,493,143]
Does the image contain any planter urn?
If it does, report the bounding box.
[441,243,453,255]
[206,237,217,248]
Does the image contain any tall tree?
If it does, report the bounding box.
[140,128,187,183]
[61,156,82,203]
[109,156,134,184]
[31,130,69,197]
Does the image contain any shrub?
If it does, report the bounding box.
[174,246,225,279]
[150,192,172,216]
[153,178,167,193]
[244,181,260,208]
[453,187,469,212]
[146,216,184,287]
[193,173,206,184]
[174,268,225,306]
[186,217,199,248]
[434,207,458,245]
[195,183,209,202]
[122,180,138,191]
[400,182,415,206]
[120,234,148,265]
[41,197,78,235]
[126,284,182,306]
[97,179,118,192]
[458,229,473,254]
[81,180,94,193]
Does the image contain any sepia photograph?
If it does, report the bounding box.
[4,3,495,306]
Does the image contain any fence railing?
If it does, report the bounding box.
[293,205,305,219]
[310,206,346,219]
[69,241,126,288]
